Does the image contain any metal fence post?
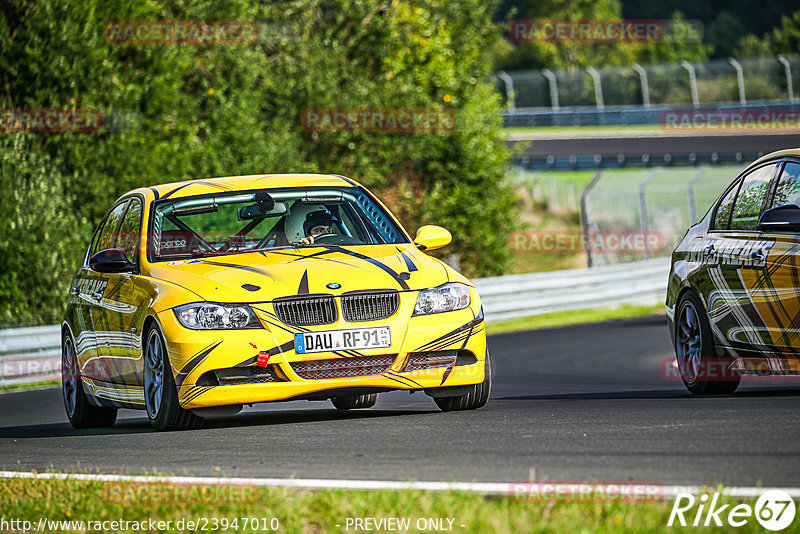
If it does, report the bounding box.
[586,66,605,110]
[496,71,516,111]
[728,58,746,104]
[632,64,650,108]
[681,61,699,108]
[541,69,560,111]
[639,168,660,258]
[777,55,795,103]
[687,166,709,224]
[579,170,603,267]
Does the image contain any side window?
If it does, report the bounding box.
[91,201,129,257]
[713,180,740,231]
[729,164,779,231]
[771,162,800,208]
[117,199,142,262]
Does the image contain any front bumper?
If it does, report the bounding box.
[157,290,487,408]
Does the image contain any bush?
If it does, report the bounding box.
[0,0,516,326]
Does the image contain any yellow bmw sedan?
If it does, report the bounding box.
[61,174,489,430]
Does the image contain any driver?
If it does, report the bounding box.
[299,209,339,245]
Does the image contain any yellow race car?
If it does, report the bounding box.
[61,174,489,430]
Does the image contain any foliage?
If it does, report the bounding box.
[0,0,516,326]
[735,10,800,57]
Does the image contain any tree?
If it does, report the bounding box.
[735,10,800,57]
[0,0,517,325]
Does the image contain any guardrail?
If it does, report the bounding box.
[0,325,61,386]
[0,258,670,385]
[473,257,670,323]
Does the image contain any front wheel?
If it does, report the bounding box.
[434,350,492,411]
[675,292,741,395]
[62,331,117,429]
[144,325,203,431]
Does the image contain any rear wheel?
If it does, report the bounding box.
[676,292,741,395]
[434,350,492,412]
[62,331,117,429]
[144,325,203,431]
[331,393,378,410]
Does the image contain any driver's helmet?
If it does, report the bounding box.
[285,204,337,242]
[303,209,339,237]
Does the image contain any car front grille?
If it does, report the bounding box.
[342,290,399,322]
[273,295,337,326]
[291,355,396,380]
[403,350,459,372]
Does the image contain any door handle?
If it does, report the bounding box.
[704,245,716,256]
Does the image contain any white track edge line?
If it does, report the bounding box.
[1,471,799,499]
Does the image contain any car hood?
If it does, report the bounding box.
[147,244,457,302]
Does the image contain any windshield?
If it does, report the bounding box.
[149,186,409,260]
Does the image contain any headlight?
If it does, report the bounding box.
[174,303,261,329]
[413,283,471,316]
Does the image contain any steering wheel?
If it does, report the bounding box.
[309,233,338,243]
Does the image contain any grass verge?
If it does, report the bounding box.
[486,304,665,336]
[0,379,59,392]
[0,476,786,533]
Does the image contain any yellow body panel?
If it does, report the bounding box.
[67,174,487,411]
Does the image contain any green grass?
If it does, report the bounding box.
[0,379,59,392]
[486,304,665,336]
[1,476,790,533]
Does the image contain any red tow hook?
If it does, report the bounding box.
[256,351,271,367]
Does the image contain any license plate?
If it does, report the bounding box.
[294,327,391,354]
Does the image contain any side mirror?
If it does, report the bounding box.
[414,225,452,251]
[90,249,136,273]
[757,204,800,232]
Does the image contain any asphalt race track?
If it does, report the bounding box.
[2,316,799,487]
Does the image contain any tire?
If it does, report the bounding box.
[62,331,117,429]
[675,291,741,395]
[331,393,378,410]
[144,325,203,431]
[434,349,493,412]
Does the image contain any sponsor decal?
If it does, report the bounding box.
[684,238,774,268]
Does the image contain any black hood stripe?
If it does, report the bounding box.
[397,248,418,272]
[298,270,309,294]
[176,341,222,388]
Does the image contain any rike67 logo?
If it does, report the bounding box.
[668,490,796,531]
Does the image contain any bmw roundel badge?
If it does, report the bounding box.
[326,282,341,290]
